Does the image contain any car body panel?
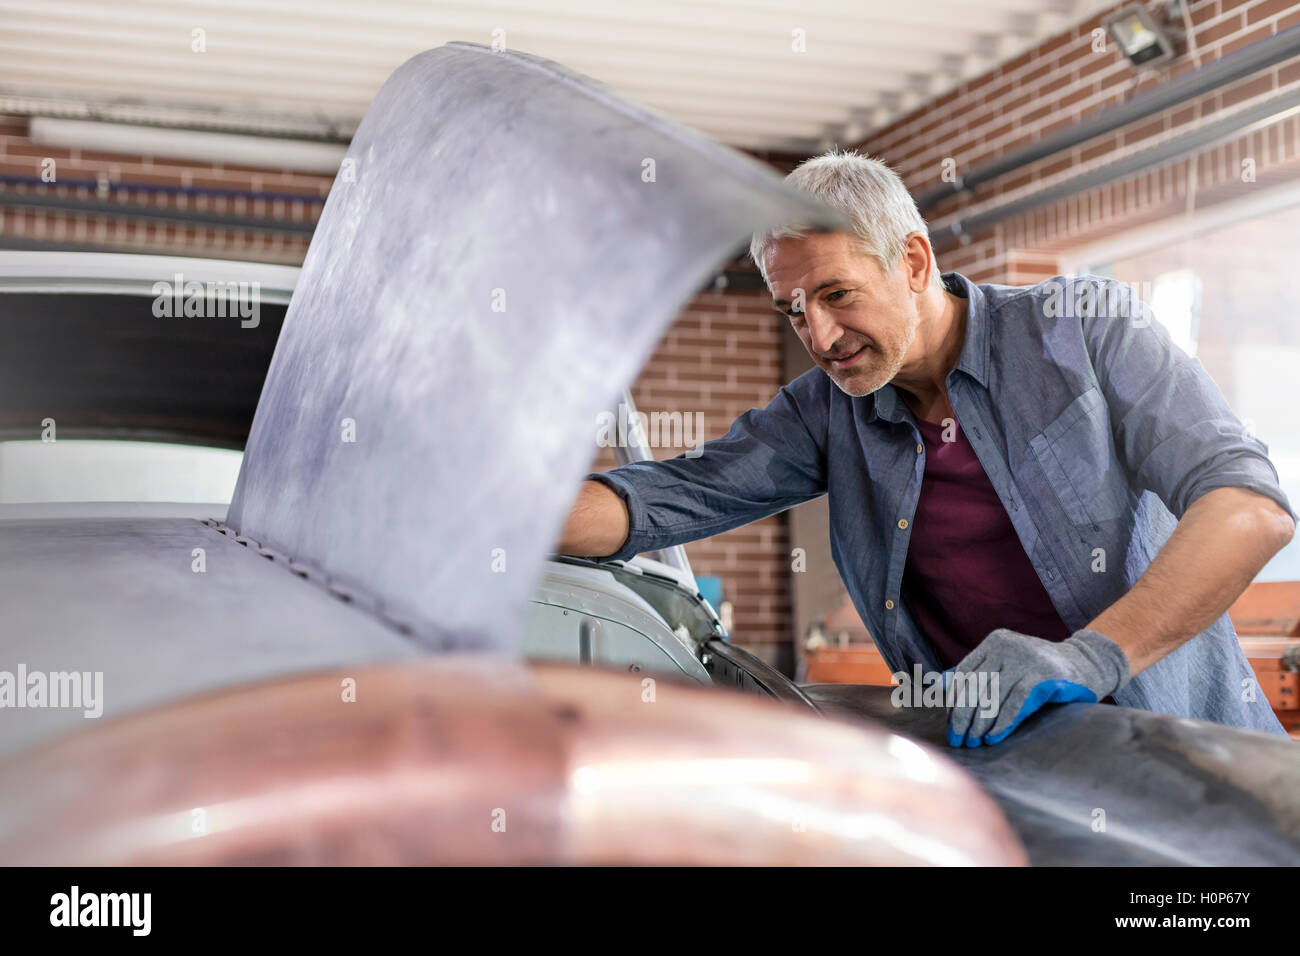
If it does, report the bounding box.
[804,682,1300,865]
[525,560,712,683]
[0,513,422,760]
[0,659,1027,866]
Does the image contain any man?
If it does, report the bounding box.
[557,149,1296,745]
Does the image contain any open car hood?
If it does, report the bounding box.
[225,42,841,654]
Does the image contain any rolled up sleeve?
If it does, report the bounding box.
[585,370,829,562]
[1082,281,1296,522]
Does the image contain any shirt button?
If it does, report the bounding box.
[885,599,895,610]
[897,518,909,529]
[915,443,923,454]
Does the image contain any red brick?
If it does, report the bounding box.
[1220,23,1274,56]
[981,80,1016,106]
[999,48,1037,77]
[1039,72,1074,97]
[1021,60,1054,86]
[962,71,997,98]
[1201,11,1247,45]
[1022,102,1053,124]
[1220,72,1275,107]
[984,121,1015,143]
[1002,91,1033,113]
[963,108,997,133]
[1191,1,1224,27]
[1093,62,1135,94]
[1077,50,1116,80]
[948,136,977,157]
[112,168,189,187]
[1038,31,1075,59]
[998,132,1029,155]
[1,140,68,160]
[930,88,962,112]
[1080,134,1119,164]
[957,149,995,175]
[999,170,1035,193]
[1040,155,1076,178]
[1123,115,1168,145]
[1059,85,1095,111]
[1247,0,1295,25]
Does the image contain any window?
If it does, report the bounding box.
[1072,192,1300,581]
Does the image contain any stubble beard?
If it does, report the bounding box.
[829,317,919,398]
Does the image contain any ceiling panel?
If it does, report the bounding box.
[0,0,1113,152]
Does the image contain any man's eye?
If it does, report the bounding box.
[826,290,848,302]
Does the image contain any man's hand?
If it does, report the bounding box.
[947,628,1131,748]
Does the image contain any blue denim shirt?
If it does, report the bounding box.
[590,272,1296,736]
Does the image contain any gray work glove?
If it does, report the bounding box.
[947,628,1131,747]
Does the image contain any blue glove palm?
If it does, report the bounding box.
[947,628,1130,747]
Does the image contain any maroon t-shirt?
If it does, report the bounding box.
[902,416,1072,669]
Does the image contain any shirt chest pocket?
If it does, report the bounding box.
[1028,386,1131,528]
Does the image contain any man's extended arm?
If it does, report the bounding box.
[1087,486,1295,674]
[554,371,830,563]
[950,484,1296,747]
[557,480,631,558]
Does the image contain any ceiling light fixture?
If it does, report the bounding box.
[28,117,349,174]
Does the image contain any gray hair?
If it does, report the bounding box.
[750,149,942,291]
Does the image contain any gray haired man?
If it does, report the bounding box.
[558,149,1296,745]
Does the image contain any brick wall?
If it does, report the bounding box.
[860,0,1300,284]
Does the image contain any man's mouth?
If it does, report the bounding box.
[827,344,870,370]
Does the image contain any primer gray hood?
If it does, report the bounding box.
[225,42,839,654]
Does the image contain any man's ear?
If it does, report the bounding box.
[902,232,933,294]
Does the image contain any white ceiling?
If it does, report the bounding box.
[0,0,1113,153]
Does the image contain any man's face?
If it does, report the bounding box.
[765,232,920,397]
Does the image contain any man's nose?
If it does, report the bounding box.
[804,308,844,357]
